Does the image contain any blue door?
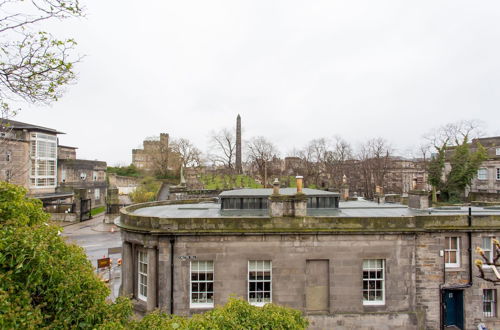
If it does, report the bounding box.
[443,290,464,329]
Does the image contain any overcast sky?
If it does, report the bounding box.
[16,0,500,165]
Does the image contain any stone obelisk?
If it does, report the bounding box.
[236,114,242,174]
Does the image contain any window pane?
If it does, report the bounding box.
[483,289,496,317]
[248,260,272,304]
[449,237,457,249]
[138,250,148,300]
[363,259,385,304]
[191,261,214,306]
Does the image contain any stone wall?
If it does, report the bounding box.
[122,232,419,329]
[118,201,500,330]
[58,146,77,160]
[120,229,500,330]
[0,139,30,188]
[57,159,107,206]
[50,212,78,222]
[408,190,429,209]
[108,173,140,192]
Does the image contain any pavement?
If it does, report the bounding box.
[58,213,122,300]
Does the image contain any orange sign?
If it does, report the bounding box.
[97,257,110,268]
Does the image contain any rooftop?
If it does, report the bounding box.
[219,188,339,197]
[131,198,500,219]
[1,119,64,135]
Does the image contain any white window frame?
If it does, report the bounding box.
[137,250,148,301]
[483,289,497,318]
[248,260,272,306]
[29,132,57,188]
[190,260,214,309]
[496,148,500,156]
[445,237,460,268]
[93,171,98,181]
[477,168,488,181]
[362,259,385,306]
[482,236,496,268]
[94,188,100,200]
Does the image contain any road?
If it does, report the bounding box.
[60,214,122,300]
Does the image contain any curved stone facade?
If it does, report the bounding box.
[117,199,500,329]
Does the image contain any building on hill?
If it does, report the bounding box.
[383,157,429,196]
[443,136,500,202]
[468,136,500,201]
[117,177,500,329]
[132,133,180,176]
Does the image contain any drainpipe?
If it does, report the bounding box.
[156,245,160,309]
[468,207,473,285]
[170,237,175,315]
[440,238,446,330]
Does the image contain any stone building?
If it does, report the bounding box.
[384,158,429,196]
[0,119,63,198]
[117,178,500,329]
[132,133,180,174]
[0,119,107,208]
[468,136,500,201]
[57,156,107,207]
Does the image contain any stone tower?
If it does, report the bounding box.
[236,114,242,174]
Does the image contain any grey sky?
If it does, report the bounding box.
[16,0,500,165]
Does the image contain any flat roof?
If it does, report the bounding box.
[219,188,339,198]
[131,199,500,218]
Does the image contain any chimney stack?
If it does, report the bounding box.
[272,178,280,195]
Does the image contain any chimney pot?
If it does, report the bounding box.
[296,176,303,193]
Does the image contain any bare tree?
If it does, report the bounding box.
[209,128,236,172]
[0,0,83,115]
[296,138,327,187]
[323,136,353,189]
[356,138,392,199]
[285,136,353,189]
[0,1,83,181]
[246,136,279,186]
[171,138,202,168]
